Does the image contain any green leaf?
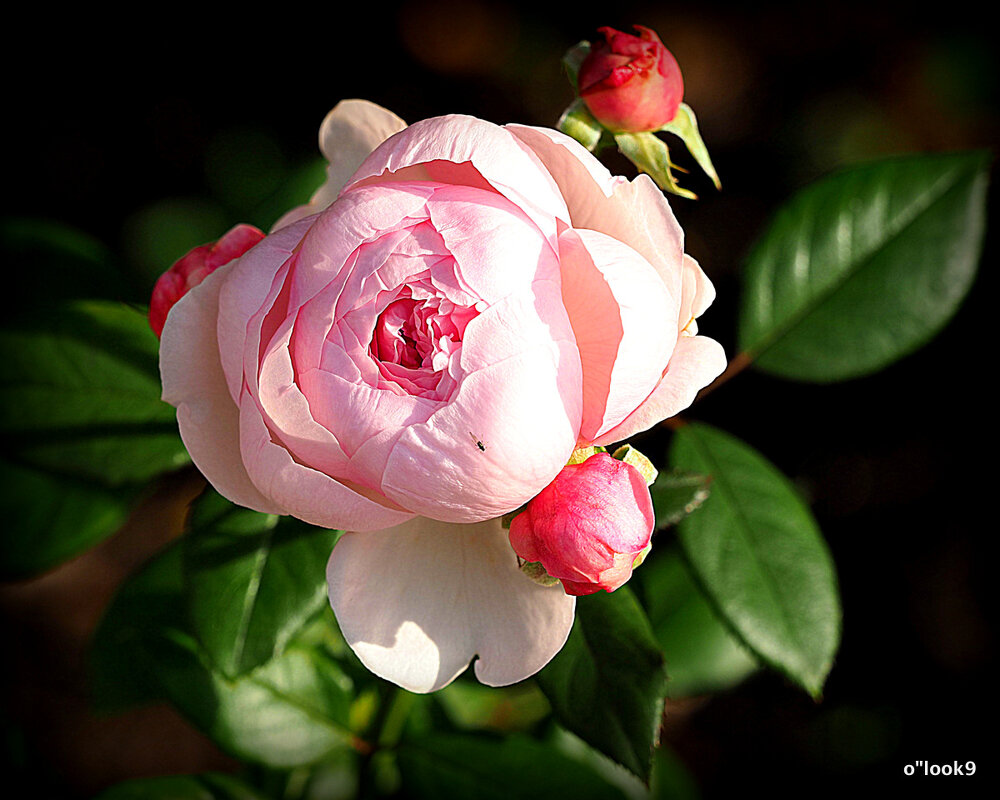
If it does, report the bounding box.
[183,489,342,678]
[396,733,629,800]
[0,300,189,486]
[668,423,840,697]
[536,587,667,782]
[91,542,357,768]
[649,470,711,529]
[0,216,141,305]
[0,456,140,579]
[90,539,190,710]
[637,545,759,699]
[738,151,990,381]
[93,773,268,800]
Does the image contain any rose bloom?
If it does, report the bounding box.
[579,25,684,133]
[160,100,725,693]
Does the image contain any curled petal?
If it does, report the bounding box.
[327,516,576,693]
[592,334,727,447]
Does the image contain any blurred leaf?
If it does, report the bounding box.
[396,732,629,800]
[183,489,341,679]
[250,158,327,231]
[552,727,700,800]
[0,456,140,580]
[669,424,840,698]
[93,773,267,800]
[637,545,759,699]
[435,681,550,733]
[649,470,711,529]
[739,151,990,381]
[0,300,189,486]
[0,216,141,305]
[123,198,230,288]
[90,539,188,710]
[536,587,667,783]
[91,541,358,768]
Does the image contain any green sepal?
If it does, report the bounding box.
[557,99,604,153]
[561,40,591,88]
[659,102,722,190]
[613,132,698,200]
[610,444,658,486]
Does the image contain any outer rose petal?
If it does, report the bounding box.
[506,124,686,299]
[327,517,576,693]
[592,334,727,447]
[271,100,407,231]
[160,262,283,515]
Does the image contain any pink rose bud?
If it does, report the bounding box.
[149,224,264,338]
[578,25,684,133]
[509,452,655,596]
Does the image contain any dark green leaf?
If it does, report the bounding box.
[739,151,990,381]
[536,587,667,782]
[0,456,140,579]
[649,470,711,529]
[0,300,189,486]
[397,733,629,800]
[638,545,759,699]
[669,424,841,697]
[183,489,341,678]
[90,539,189,710]
[91,542,357,768]
[93,772,267,800]
[0,216,140,305]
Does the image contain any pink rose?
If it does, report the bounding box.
[578,25,684,133]
[509,452,655,596]
[149,224,264,338]
[159,100,725,692]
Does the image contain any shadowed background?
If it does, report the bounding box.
[2,0,996,795]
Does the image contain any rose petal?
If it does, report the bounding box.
[271,100,407,231]
[507,124,686,298]
[592,334,727,447]
[238,395,413,531]
[558,227,677,442]
[327,516,576,693]
[344,115,571,247]
[160,262,283,514]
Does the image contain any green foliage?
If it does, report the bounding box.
[638,545,759,699]
[669,424,841,698]
[93,773,268,800]
[396,733,630,800]
[536,588,668,783]
[183,489,342,679]
[0,300,188,578]
[91,529,357,768]
[739,151,990,381]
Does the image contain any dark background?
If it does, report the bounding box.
[2,0,996,795]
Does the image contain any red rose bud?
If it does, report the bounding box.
[149,224,264,338]
[508,452,655,596]
[578,25,683,133]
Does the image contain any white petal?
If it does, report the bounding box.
[327,516,576,693]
